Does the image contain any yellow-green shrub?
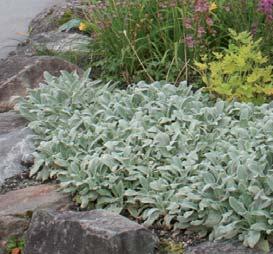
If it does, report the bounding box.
[195,29,273,104]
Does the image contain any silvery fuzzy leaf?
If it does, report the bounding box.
[124,189,139,196]
[96,189,112,197]
[166,202,180,212]
[240,106,250,121]
[96,196,118,206]
[179,201,198,210]
[183,211,194,218]
[204,211,222,227]
[237,166,249,181]
[127,207,140,218]
[247,160,265,177]
[250,210,271,218]
[136,196,156,204]
[250,222,269,231]
[164,214,176,227]
[203,172,216,184]
[105,204,123,214]
[112,181,124,197]
[190,219,204,226]
[174,221,190,230]
[248,185,261,194]
[30,159,44,177]
[154,132,170,146]
[214,221,240,240]
[243,231,261,248]
[229,197,247,215]
[256,238,270,253]
[266,176,273,192]
[101,154,119,169]
[150,179,169,191]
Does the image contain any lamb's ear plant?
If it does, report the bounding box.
[19,70,273,252]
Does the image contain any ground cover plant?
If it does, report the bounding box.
[19,71,273,251]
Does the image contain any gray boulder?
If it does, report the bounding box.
[0,111,34,185]
[29,1,82,36]
[24,209,158,254]
[31,31,91,53]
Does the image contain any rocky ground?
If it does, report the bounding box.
[0,1,272,254]
[0,170,41,195]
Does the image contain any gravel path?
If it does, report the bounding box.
[0,0,65,59]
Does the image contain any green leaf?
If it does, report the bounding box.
[30,159,44,177]
[154,132,170,146]
[229,197,247,215]
[58,19,82,32]
[144,208,161,226]
[244,231,261,248]
[256,238,270,253]
[266,176,273,192]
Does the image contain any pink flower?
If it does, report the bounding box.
[184,18,192,29]
[194,0,209,13]
[206,16,214,26]
[258,0,273,21]
[197,26,206,38]
[185,35,195,48]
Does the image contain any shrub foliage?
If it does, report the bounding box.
[19,71,273,250]
[195,30,273,104]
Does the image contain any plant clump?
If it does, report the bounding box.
[58,0,273,85]
[195,29,273,104]
[19,71,273,251]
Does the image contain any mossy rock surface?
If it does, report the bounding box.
[158,240,184,254]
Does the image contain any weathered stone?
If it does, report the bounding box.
[24,209,158,254]
[29,5,71,36]
[0,111,27,134]
[0,241,6,249]
[21,153,35,168]
[0,111,34,185]
[31,31,91,53]
[185,240,273,254]
[0,55,82,112]
[0,184,71,240]
[29,1,83,36]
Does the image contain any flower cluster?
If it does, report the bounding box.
[183,0,217,48]
[258,0,273,21]
[79,22,88,31]
[194,0,209,12]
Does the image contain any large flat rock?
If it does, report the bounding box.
[24,209,158,254]
[0,111,34,185]
[0,184,71,240]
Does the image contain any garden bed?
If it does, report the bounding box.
[4,0,273,253]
